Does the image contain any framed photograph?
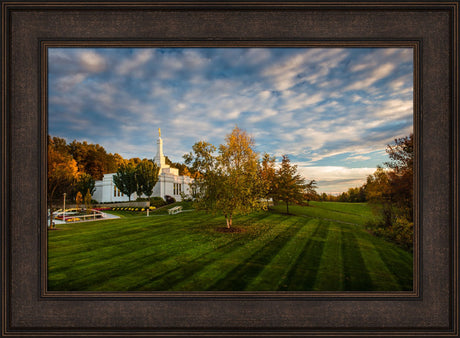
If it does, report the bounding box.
[2,1,458,336]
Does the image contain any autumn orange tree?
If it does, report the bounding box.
[366,134,413,224]
[48,139,79,228]
[365,134,414,250]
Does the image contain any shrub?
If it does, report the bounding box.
[366,217,413,252]
[150,197,167,208]
[164,195,176,204]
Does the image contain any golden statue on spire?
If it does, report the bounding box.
[158,128,161,138]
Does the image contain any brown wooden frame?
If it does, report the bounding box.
[1,1,458,336]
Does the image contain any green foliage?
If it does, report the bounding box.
[113,163,137,201]
[258,153,277,200]
[135,160,159,199]
[272,155,316,213]
[186,126,263,228]
[336,186,367,203]
[67,138,120,180]
[364,134,414,249]
[366,217,413,251]
[150,197,167,208]
[84,189,92,214]
[75,173,95,198]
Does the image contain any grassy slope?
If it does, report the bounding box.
[48,202,412,291]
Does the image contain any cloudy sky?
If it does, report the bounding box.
[48,47,413,194]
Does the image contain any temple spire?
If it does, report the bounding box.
[155,127,166,169]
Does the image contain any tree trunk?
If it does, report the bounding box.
[147,198,150,216]
[286,201,289,214]
[49,203,53,228]
[226,215,232,228]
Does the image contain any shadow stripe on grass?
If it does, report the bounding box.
[207,218,305,291]
[370,238,413,290]
[278,219,329,291]
[132,234,249,291]
[245,218,321,291]
[168,215,296,291]
[49,220,231,290]
[47,223,202,275]
[312,222,343,291]
[91,213,280,291]
[341,227,373,291]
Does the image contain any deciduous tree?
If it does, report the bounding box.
[75,173,95,198]
[113,163,137,201]
[185,127,263,228]
[135,160,159,216]
[48,140,79,228]
[258,153,277,202]
[216,127,261,228]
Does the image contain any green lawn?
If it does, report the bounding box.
[48,202,413,291]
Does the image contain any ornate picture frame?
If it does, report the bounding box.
[1,1,458,336]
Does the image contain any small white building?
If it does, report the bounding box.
[93,129,193,203]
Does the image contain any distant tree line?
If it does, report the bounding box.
[318,187,367,203]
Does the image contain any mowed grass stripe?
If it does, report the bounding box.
[48,216,213,273]
[48,224,193,269]
[169,215,298,291]
[51,212,283,291]
[141,215,287,291]
[356,237,400,291]
[279,219,329,291]
[368,236,413,290]
[48,203,413,291]
[272,202,377,226]
[49,214,228,290]
[93,233,242,291]
[49,227,213,290]
[207,218,305,291]
[312,222,344,291]
[245,218,320,291]
[341,226,373,290]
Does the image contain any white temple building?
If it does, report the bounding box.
[93,129,193,203]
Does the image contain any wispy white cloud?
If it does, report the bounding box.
[344,63,396,91]
[48,47,413,193]
[79,51,107,72]
[116,49,153,75]
[297,166,376,193]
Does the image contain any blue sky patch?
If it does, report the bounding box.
[48,47,413,193]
